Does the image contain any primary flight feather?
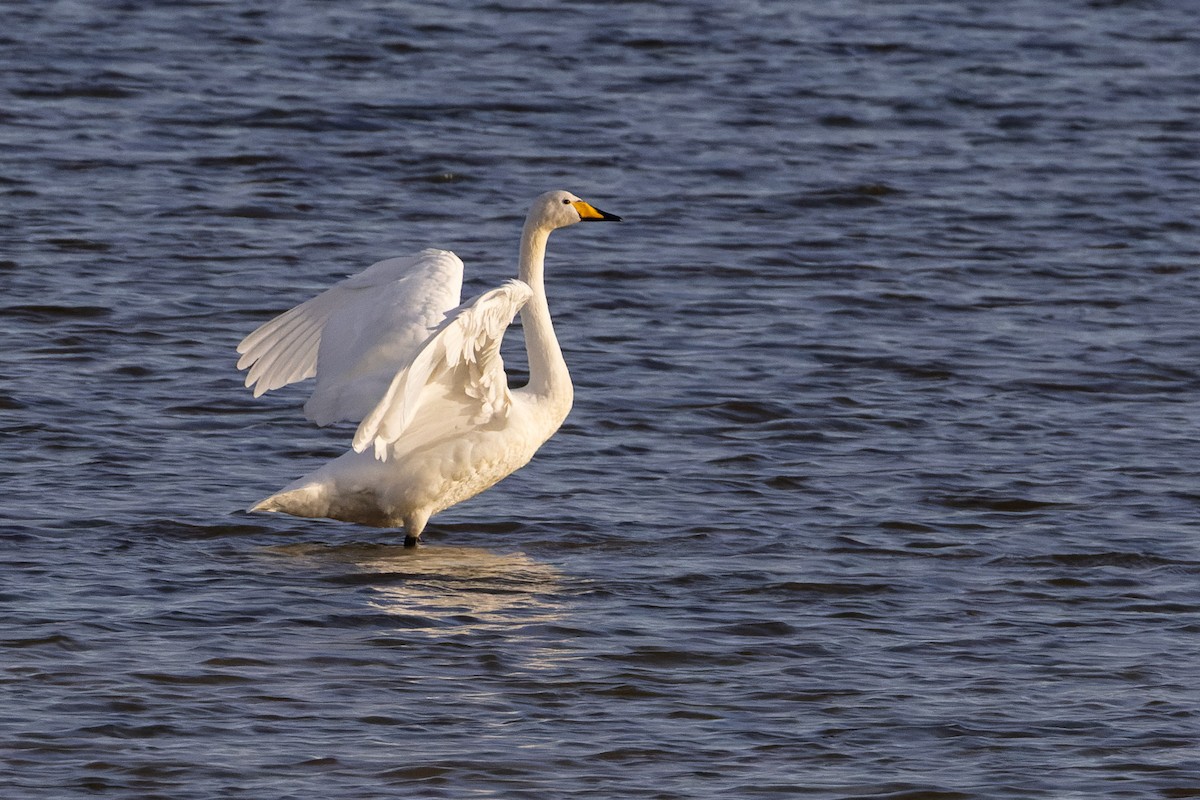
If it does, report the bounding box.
[236,190,621,546]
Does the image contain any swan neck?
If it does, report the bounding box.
[518,221,569,398]
[518,220,549,292]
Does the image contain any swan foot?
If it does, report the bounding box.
[403,535,419,549]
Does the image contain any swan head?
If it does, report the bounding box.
[529,190,622,230]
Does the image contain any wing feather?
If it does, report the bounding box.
[238,306,325,396]
[236,249,464,421]
[251,316,322,395]
[352,279,533,460]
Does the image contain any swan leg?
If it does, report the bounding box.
[403,510,430,548]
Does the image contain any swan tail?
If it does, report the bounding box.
[247,482,396,528]
[248,485,329,518]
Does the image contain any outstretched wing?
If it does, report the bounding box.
[352,279,534,460]
[236,248,464,425]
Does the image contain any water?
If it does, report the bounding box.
[3,1,1200,797]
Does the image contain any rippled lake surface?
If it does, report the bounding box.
[3,1,1200,797]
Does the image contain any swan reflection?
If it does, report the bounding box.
[269,542,563,635]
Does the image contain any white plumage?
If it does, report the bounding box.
[236,190,620,546]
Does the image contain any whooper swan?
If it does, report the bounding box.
[236,190,620,546]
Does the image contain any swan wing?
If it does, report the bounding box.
[352,279,534,460]
[236,248,464,425]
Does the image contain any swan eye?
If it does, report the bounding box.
[562,198,571,205]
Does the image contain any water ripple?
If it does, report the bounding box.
[3,1,1200,798]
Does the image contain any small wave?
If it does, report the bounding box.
[931,493,1069,513]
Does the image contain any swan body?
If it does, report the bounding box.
[237,190,620,545]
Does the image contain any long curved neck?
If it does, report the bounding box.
[517,219,571,399]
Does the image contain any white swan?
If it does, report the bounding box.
[236,190,620,546]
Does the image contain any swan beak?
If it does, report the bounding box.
[572,200,622,222]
